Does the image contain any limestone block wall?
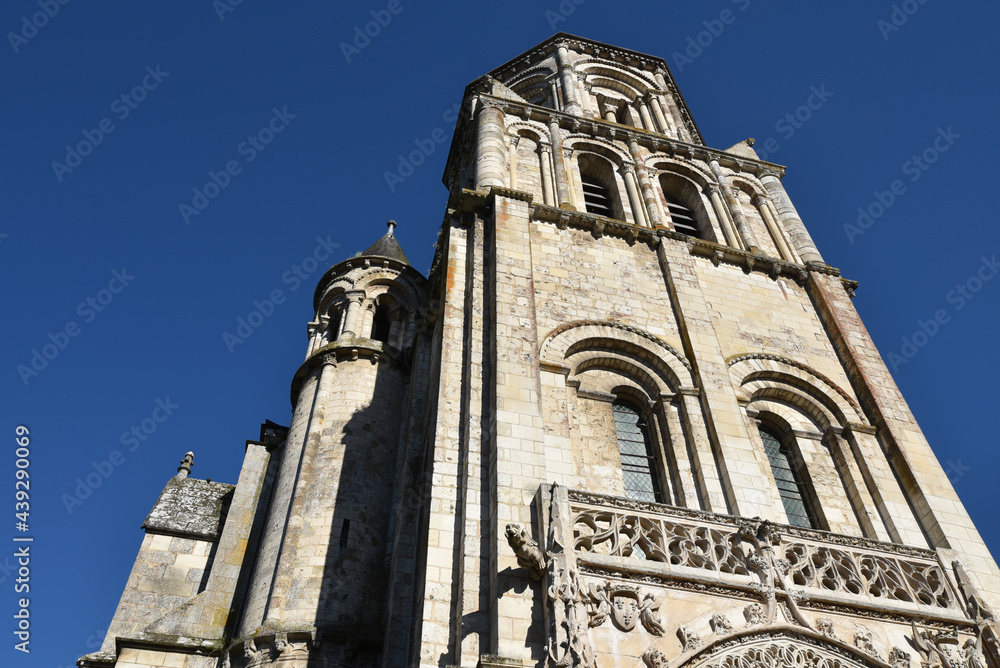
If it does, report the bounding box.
[99,533,215,653]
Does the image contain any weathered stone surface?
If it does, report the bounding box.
[142,477,234,540]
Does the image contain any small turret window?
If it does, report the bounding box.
[371,305,391,343]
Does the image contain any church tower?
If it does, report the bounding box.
[81,34,1000,668]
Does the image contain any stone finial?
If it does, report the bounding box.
[745,137,756,147]
[176,451,194,479]
[386,219,397,236]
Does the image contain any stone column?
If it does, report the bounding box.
[658,396,700,508]
[507,136,519,190]
[764,198,801,263]
[539,144,555,207]
[548,118,573,209]
[650,95,670,135]
[753,193,794,262]
[825,428,891,542]
[341,291,365,337]
[709,160,759,252]
[676,387,729,514]
[637,101,655,132]
[555,41,583,116]
[706,184,742,249]
[621,164,647,227]
[474,99,507,189]
[628,137,662,227]
[759,170,824,264]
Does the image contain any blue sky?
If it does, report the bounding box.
[2,1,998,664]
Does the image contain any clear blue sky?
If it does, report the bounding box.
[3,1,998,664]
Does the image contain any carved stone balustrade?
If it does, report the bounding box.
[567,489,968,624]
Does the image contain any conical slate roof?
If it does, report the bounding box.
[361,220,409,265]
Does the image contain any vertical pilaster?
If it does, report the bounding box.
[487,192,548,662]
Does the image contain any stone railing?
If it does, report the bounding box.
[568,489,961,616]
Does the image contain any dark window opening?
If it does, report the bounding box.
[666,198,701,238]
[339,519,350,548]
[582,174,613,217]
[759,426,819,529]
[613,401,663,503]
[371,305,391,343]
[328,310,342,342]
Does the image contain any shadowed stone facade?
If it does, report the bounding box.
[81,34,1000,668]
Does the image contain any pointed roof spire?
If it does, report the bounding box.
[361,219,410,265]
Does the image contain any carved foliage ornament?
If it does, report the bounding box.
[700,641,876,668]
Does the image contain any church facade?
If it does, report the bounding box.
[80,34,1000,668]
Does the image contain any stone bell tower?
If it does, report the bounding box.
[82,33,999,668]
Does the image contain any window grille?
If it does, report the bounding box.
[665,198,701,238]
[613,401,663,503]
[582,174,614,217]
[759,426,819,529]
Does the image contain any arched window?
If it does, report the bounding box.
[759,425,820,529]
[581,174,613,216]
[371,304,391,343]
[664,196,701,238]
[613,400,664,503]
[327,308,343,344]
[578,154,623,220]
